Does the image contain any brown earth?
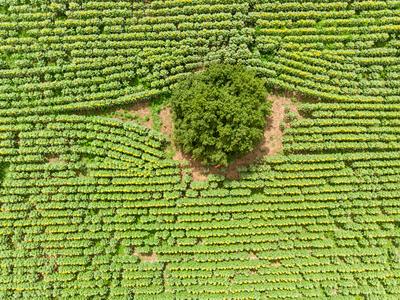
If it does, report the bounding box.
[159,106,173,137]
[133,248,158,263]
[223,94,302,179]
[249,268,258,275]
[159,107,209,181]
[262,94,302,156]
[249,251,259,260]
[271,260,282,268]
[159,95,301,181]
[116,100,153,129]
[47,155,61,163]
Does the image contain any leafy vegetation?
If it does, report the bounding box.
[171,64,270,166]
[0,0,400,299]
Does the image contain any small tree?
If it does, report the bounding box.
[170,64,270,166]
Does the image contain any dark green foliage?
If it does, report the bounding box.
[0,163,8,185]
[170,64,270,166]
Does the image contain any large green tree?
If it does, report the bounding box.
[170,64,271,166]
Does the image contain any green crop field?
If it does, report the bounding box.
[1,0,400,299]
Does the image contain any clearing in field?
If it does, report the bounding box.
[159,94,301,180]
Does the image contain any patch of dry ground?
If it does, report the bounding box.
[271,259,282,268]
[249,251,259,260]
[159,107,173,138]
[133,248,158,263]
[263,94,302,156]
[159,95,301,181]
[46,155,61,163]
[115,100,153,129]
[159,107,209,181]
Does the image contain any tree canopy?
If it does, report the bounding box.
[170,64,271,166]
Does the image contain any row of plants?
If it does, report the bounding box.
[1,0,400,298]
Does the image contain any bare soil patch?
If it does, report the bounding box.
[115,100,153,129]
[159,95,301,181]
[249,251,259,260]
[263,94,302,156]
[160,107,210,181]
[271,259,281,268]
[133,248,158,263]
[46,155,61,164]
[224,94,302,179]
[249,268,258,275]
[159,107,173,137]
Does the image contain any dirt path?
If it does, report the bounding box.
[159,107,173,137]
[263,94,302,156]
[159,95,301,181]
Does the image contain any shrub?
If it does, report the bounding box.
[170,64,270,166]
